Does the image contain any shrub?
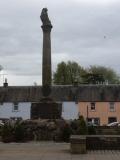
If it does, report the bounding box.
[1,121,26,143]
[76,116,88,135]
[14,121,25,142]
[61,123,73,142]
[70,119,78,131]
[1,123,14,143]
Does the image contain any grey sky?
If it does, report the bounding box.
[0,0,120,85]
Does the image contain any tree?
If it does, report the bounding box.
[82,73,105,84]
[0,65,3,71]
[53,62,120,85]
[76,116,87,135]
[53,62,68,85]
[85,65,120,84]
[53,61,86,85]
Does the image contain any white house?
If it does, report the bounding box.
[0,102,31,120]
[0,102,78,120]
[62,102,78,120]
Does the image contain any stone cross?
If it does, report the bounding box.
[40,8,52,97]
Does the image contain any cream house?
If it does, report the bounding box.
[78,102,120,125]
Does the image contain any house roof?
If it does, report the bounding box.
[0,85,120,102]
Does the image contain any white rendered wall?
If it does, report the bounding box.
[0,102,78,120]
[62,102,79,120]
[0,102,31,120]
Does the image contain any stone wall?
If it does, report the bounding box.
[70,135,120,153]
[95,126,120,135]
[22,119,70,141]
[86,135,120,150]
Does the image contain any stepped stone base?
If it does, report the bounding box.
[31,99,62,119]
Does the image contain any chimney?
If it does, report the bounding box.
[4,78,8,87]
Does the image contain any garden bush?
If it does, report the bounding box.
[61,123,73,142]
[14,121,26,142]
[1,123,14,143]
[1,121,26,143]
[70,116,88,135]
[76,116,88,135]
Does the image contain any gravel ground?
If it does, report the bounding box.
[0,142,120,160]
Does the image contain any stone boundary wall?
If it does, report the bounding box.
[70,135,120,154]
[95,126,120,135]
[86,135,120,150]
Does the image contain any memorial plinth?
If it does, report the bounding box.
[31,101,62,119]
[31,8,62,119]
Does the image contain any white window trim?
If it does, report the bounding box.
[109,102,115,112]
[12,103,19,112]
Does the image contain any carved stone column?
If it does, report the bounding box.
[31,8,62,119]
[41,8,52,97]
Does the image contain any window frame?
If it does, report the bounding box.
[90,102,96,111]
[109,102,115,112]
[12,103,19,112]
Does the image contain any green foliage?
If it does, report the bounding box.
[70,117,88,135]
[70,119,78,131]
[1,123,14,143]
[53,61,86,85]
[86,65,120,84]
[76,116,88,135]
[53,61,120,84]
[14,121,25,142]
[1,121,26,143]
[61,123,73,142]
[82,73,105,84]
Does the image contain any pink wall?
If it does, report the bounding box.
[78,102,120,125]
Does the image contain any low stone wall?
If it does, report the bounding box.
[86,135,120,150]
[95,126,120,135]
[22,119,71,142]
[70,135,120,154]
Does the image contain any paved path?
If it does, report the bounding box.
[0,142,120,160]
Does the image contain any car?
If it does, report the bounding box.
[87,122,98,126]
[0,122,4,127]
[107,122,120,126]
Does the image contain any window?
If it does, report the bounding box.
[13,103,19,112]
[87,118,100,125]
[109,102,115,112]
[90,102,96,111]
[108,117,117,124]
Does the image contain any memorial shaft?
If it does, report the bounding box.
[42,25,52,86]
[31,8,62,119]
[41,8,52,87]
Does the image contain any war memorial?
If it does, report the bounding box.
[31,8,62,119]
[0,8,120,160]
[30,8,120,154]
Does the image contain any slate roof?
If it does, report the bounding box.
[0,85,120,102]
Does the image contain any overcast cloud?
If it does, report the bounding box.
[0,0,120,85]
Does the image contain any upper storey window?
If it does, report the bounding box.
[90,102,96,111]
[109,102,115,112]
